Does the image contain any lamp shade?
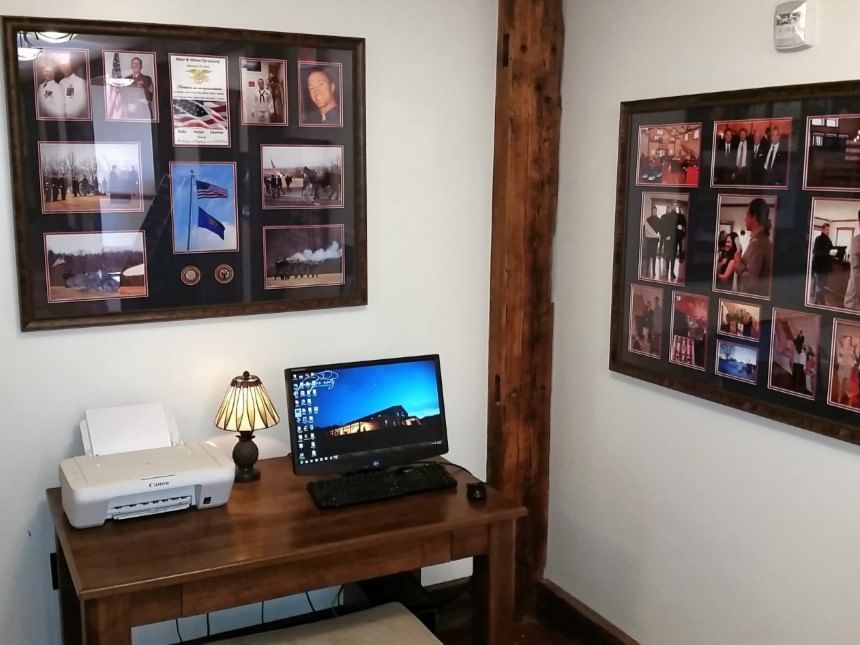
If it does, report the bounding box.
[214,371,280,432]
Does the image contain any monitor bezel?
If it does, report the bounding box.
[284,354,449,475]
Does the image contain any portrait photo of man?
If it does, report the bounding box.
[103,51,158,121]
[299,62,343,127]
[34,49,91,120]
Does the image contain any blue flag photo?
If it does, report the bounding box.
[170,162,237,252]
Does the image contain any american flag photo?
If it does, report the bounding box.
[172,99,228,130]
[169,162,238,254]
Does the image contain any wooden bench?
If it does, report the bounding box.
[213,603,442,644]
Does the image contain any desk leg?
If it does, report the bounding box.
[56,536,82,645]
[82,595,132,645]
[473,520,515,645]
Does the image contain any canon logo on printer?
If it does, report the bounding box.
[148,480,170,488]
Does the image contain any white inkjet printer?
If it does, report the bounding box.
[59,403,235,528]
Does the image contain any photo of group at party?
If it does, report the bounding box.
[711,118,792,188]
[768,308,819,400]
[806,198,860,314]
[638,193,688,285]
[713,195,776,299]
[828,319,860,412]
[804,114,860,191]
[718,299,760,341]
[628,284,664,359]
[636,123,702,187]
[669,292,708,370]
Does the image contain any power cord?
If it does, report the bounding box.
[305,591,317,613]
[174,619,184,643]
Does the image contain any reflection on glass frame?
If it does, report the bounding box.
[37,141,146,214]
[3,16,366,331]
[33,47,92,121]
[260,144,344,210]
[101,50,159,122]
[43,231,148,303]
[610,80,860,450]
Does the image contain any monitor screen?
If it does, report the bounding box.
[285,354,449,475]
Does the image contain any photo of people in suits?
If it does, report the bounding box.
[804,114,860,191]
[669,292,708,371]
[33,49,91,121]
[718,299,761,341]
[638,193,689,285]
[711,118,792,189]
[636,123,702,187]
[240,58,287,125]
[804,198,860,314]
[102,51,158,122]
[628,284,664,359]
[768,308,819,400]
[712,195,777,299]
[828,319,860,412]
[716,339,758,385]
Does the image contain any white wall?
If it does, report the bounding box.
[550,1,860,644]
[0,1,497,643]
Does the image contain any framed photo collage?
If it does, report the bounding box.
[2,16,366,330]
[610,80,860,448]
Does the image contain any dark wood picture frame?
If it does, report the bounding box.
[611,79,860,449]
[3,16,367,331]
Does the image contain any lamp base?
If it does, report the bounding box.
[232,431,260,483]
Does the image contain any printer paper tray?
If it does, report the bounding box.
[110,495,193,521]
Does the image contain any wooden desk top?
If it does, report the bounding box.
[47,457,526,600]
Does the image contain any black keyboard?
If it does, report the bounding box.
[307,462,458,509]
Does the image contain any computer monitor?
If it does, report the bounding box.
[285,354,449,475]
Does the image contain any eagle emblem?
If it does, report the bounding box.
[188,68,211,84]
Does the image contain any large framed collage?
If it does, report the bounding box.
[610,80,860,448]
[2,16,366,331]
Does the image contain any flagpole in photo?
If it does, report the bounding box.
[187,169,195,251]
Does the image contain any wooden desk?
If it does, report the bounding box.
[47,458,526,645]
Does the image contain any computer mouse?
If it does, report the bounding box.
[466,481,487,502]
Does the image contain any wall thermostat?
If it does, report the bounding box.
[774,0,815,51]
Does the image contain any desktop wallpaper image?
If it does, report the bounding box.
[293,359,445,462]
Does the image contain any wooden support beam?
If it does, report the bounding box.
[487,0,563,613]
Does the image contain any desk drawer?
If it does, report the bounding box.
[182,532,452,615]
